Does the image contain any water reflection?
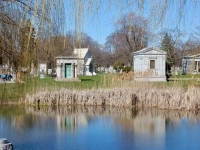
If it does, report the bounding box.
[1,106,200,133]
[114,109,165,137]
[0,106,200,150]
[56,114,89,131]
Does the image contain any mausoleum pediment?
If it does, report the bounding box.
[134,47,167,56]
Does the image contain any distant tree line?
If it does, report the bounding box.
[1,0,200,77]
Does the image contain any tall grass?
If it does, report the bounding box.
[24,84,200,110]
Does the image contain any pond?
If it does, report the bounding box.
[0,105,200,150]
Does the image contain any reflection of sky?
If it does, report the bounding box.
[56,116,123,150]
[165,119,200,150]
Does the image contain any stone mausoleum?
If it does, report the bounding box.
[133,47,167,82]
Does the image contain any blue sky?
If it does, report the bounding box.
[65,0,200,46]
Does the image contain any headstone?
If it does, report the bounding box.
[105,68,108,74]
[108,66,114,73]
[175,70,178,76]
[12,73,16,81]
[48,69,52,75]
[97,67,101,72]
[175,67,180,75]
[10,67,13,73]
[101,67,105,72]
[40,74,45,79]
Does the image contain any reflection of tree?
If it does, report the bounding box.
[113,108,200,137]
[114,109,165,138]
[0,106,45,132]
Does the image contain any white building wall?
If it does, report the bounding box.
[134,55,165,76]
[56,65,61,78]
[77,59,84,75]
[134,49,166,81]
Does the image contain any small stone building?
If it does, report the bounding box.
[182,54,200,74]
[56,48,95,81]
[133,47,167,81]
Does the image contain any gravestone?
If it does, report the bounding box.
[105,68,108,74]
[12,73,16,81]
[101,67,105,72]
[97,67,101,72]
[48,69,52,75]
[108,66,114,73]
[40,74,45,79]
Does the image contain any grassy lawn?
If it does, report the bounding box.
[43,74,103,89]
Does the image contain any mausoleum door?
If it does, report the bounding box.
[65,64,72,78]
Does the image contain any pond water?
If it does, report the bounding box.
[0,105,200,150]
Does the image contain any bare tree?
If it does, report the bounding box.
[105,12,148,67]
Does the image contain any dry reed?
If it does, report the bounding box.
[24,85,200,110]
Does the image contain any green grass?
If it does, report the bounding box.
[25,74,103,92]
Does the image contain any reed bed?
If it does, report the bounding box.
[24,85,200,110]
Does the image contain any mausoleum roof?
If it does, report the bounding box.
[133,47,167,56]
[73,48,89,59]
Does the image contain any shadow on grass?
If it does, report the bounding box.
[81,79,94,82]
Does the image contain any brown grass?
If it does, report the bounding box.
[119,71,134,80]
[24,85,200,110]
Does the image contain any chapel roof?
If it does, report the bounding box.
[56,48,90,59]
